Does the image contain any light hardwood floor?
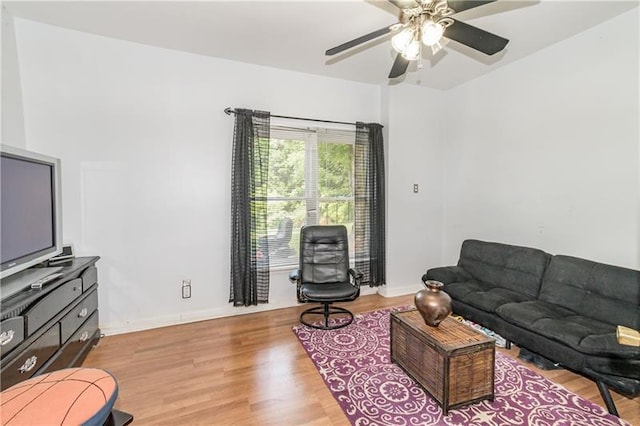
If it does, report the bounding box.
[83,294,639,425]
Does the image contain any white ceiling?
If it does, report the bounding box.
[3,0,638,89]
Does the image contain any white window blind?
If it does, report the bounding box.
[259,125,356,267]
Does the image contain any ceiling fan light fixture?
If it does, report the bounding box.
[430,41,443,55]
[324,0,509,80]
[422,19,444,46]
[391,27,414,53]
[401,39,421,60]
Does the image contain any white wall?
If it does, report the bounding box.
[382,84,447,296]
[1,11,26,146]
[13,18,382,334]
[9,7,639,334]
[441,8,639,269]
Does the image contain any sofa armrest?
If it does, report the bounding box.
[422,266,472,285]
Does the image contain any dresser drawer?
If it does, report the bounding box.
[81,265,98,292]
[60,290,98,343]
[0,324,60,390]
[52,311,99,370]
[24,278,83,335]
[0,316,25,357]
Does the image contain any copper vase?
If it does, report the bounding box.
[415,280,452,327]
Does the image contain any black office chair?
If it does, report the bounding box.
[271,217,293,255]
[258,217,295,258]
[289,225,362,330]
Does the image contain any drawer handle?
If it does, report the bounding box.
[78,308,89,318]
[19,356,38,373]
[0,330,15,346]
[79,331,90,342]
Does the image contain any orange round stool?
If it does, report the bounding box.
[0,367,130,426]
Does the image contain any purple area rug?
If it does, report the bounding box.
[293,307,630,426]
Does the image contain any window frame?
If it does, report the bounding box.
[266,125,356,269]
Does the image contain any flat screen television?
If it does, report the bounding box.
[1,145,63,298]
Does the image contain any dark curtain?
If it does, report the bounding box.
[354,122,386,286]
[230,109,270,306]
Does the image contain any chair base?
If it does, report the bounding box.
[300,303,354,330]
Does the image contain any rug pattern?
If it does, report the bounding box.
[293,307,629,426]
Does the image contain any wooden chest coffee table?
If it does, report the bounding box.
[390,309,495,415]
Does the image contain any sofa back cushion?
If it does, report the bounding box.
[457,240,550,298]
[539,255,640,329]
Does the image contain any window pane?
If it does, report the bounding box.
[319,200,354,257]
[319,200,353,227]
[260,200,305,267]
[265,128,356,269]
[318,142,353,198]
[268,138,305,198]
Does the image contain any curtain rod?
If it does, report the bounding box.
[224,107,358,127]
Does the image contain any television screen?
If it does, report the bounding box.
[0,145,62,282]
[1,156,55,262]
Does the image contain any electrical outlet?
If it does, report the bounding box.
[181,279,191,299]
[182,285,191,298]
[413,184,419,193]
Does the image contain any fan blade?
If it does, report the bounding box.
[447,0,496,14]
[326,25,397,56]
[388,53,410,79]
[388,0,419,9]
[444,19,508,55]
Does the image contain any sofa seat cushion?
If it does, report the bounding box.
[497,301,640,358]
[300,282,358,302]
[445,281,534,313]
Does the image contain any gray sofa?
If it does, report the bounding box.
[423,239,640,416]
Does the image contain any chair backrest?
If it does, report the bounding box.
[299,225,349,284]
[276,217,293,243]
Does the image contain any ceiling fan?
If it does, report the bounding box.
[325,0,509,79]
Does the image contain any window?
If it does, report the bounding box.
[259,126,356,267]
[230,109,384,306]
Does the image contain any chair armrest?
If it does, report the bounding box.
[289,269,301,284]
[349,268,363,287]
[422,266,472,285]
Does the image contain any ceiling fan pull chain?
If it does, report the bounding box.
[418,24,424,70]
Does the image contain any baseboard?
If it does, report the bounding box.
[101,289,382,335]
[100,285,408,336]
[376,283,422,298]
[101,299,293,335]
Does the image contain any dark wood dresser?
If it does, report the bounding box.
[0,257,101,390]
